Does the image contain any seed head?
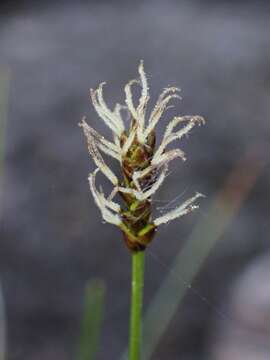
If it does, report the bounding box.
[79,61,205,251]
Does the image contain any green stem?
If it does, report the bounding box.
[129,251,145,360]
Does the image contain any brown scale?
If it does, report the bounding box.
[119,127,157,251]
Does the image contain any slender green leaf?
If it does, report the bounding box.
[0,66,10,360]
[141,150,266,360]
[77,279,106,360]
[0,283,6,360]
[121,149,266,360]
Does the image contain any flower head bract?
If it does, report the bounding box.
[79,61,205,251]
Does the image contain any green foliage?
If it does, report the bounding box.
[77,279,106,360]
[0,67,9,360]
[129,252,145,360]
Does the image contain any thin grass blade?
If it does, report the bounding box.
[77,279,106,360]
[121,145,268,360]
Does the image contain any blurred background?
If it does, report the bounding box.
[0,0,270,359]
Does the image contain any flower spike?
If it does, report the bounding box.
[80,62,206,251]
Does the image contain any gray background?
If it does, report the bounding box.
[0,1,269,359]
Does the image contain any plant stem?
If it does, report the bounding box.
[129,250,145,360]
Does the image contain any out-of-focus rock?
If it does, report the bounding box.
[211,254,270,360]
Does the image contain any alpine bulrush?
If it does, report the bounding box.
[79,61,205,252]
